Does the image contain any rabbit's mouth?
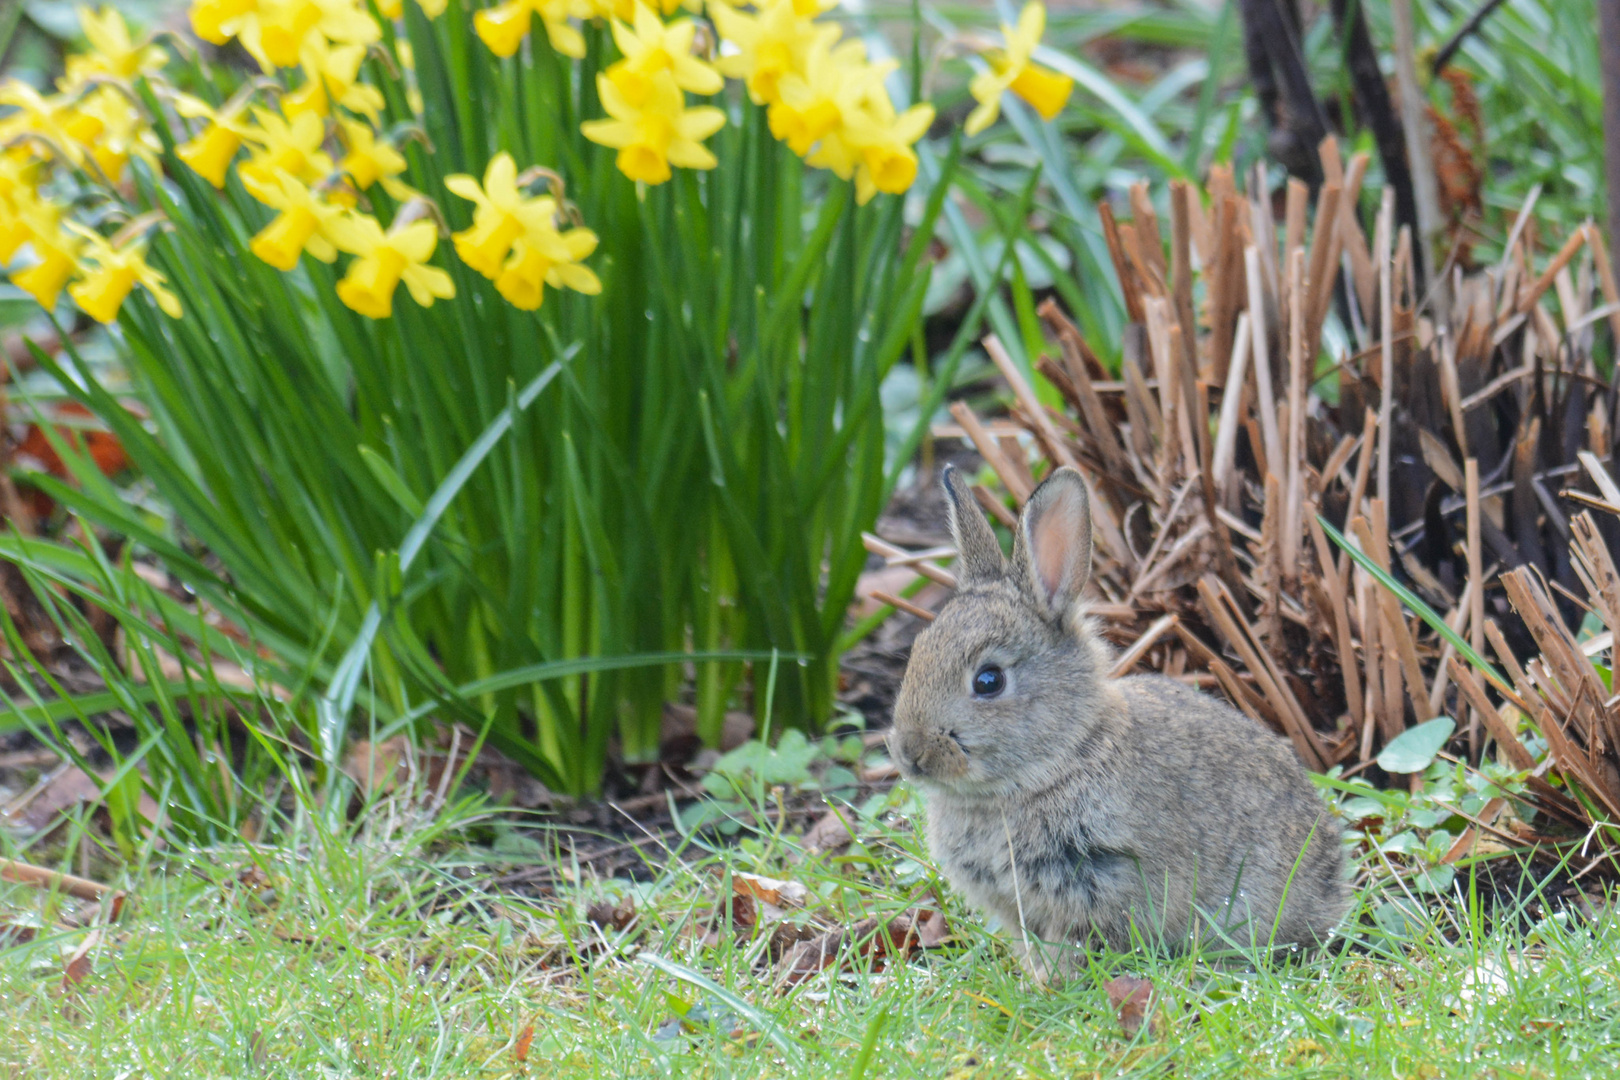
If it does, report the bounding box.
[889,727,972,783]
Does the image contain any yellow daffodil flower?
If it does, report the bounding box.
[444,152,551,277]
[0,81,102,169]
[709,0,838,107]
[475,0,588,61]
[70,86,160,183]
[239,0,380,72]
[766,37,878,157]
[766,35,930,202]
[64,223,182,323]
[1,188,58,265]
[965,1,1073,136]
[372,0,447,14]
[242,170,345,269]
[443,151,600,308]
[11,225,83,311]
[326,209,455,319]
[581,69,724,185]
[587,0,636,19]
[842,94,932,203]
[189,0,259,46]
[238,107,335,188]
[60,6,170,90]
[0,190,38,264]
[337,119,412,198]
[174,92,254,187]
[282,36,386,118]
[606,4,722,105]
[495,225,600,310]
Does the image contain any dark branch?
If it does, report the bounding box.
[1432,0,1511,77]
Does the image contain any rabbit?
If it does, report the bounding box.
[887,464,1348,981]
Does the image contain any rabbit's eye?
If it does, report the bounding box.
[972,665,1006,698]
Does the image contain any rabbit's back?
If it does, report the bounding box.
[1112,674,1349,947]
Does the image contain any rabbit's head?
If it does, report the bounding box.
[888,465,1112,796]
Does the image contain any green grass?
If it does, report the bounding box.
[3,781,1616,1077]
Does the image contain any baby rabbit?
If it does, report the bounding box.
[888,465,1347,979]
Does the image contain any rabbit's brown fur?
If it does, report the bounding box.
[889,465,1347,978]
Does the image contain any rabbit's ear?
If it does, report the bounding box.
[942,465,1004,584]
[1014,467,1092,621]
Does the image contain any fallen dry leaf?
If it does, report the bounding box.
[700,890,756,948]
[343,737,411,796]
[2,766,103,834]
[802,810,854,854]
[513,1023,534,1062]
[732,872,808,908]
[776,913,920,988]
[766,919,816,962]
[15,402,130,519]
[248,1028,268,1068]
[585,896,637,933]
[660,703,755,760]
[1104,975,1158,1038]
[916,908,951,948]
[0,918,39,946]
[61,927,102,992]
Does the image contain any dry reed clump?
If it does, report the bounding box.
[869,137,1620,868]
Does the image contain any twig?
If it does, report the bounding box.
[1109,614,1179,679]
[1432,0,1511,76]
[870,590,936,622]
[0,860,115,903]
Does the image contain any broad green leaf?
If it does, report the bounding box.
[1378,717,1456,774]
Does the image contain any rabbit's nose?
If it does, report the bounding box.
[887,729,922,777]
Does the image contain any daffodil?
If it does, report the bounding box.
[586,0,636,19]
[60,7,170,90]
[2,168,68,286]
[238,107,335,188]
[841,93,932,203]
[474,0,588,60]
[373,0,447,14]
[0,81,102,169]
[0,187,39,263]
[443,152,600,308]
[581,69,724,184]
[64,222,181,323]
[709,0,838,107]
[338,119,412,198]
[495,225,600,310]
[444,152,550,277]
[70,85,160,182]
[766,37,879,157]
[173,92,255,187]
[326,208,455,319]
[189,0,259,46]
[242,170,345,269]
[239,0,380,72]
[965,1,1073,136]
[282,36,386,118]
[11,226,82,311]
[606,4,722,105]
